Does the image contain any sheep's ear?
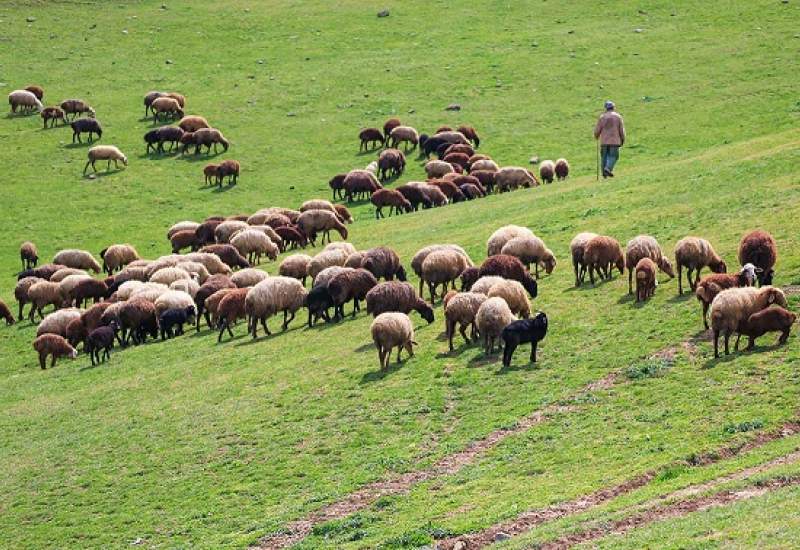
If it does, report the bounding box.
[768,291,776,304]
[754,267,764,273]
[411,340,419,346]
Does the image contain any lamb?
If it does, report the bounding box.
[502,312,548,367]
[329,173,347,201]
[371,312,417,370]
[487,225,535,256]
[411,244,473,296]
[365,281,434,323]
[215,288,250,342]
[149,267,192,286]
[625,236,675,294]
[153,290,196,318]
[343,169,382,202]
[194,275,236,331]
[383,117,401,139]
[100,244,140,275]
[28,281,65,320]
[487,279,531,318]
[570,232,598,287]
[215,159,240,186]
[459,183,484,200]
[359,127,385,151]
[327,268,378,319]
[500,235,557,278]
[203,164,219,184]
[635,258,657,302]
[456,125,480,147]
[279,254,312,286]
[695,264,758,329]
[361,247,407,281]
[159,306,196,340]
[555,158,569,180]
[477,255,539,298]
[37,308,82,338]
[275,226,308,252]
[495,166,539,191]
[738,230,777,286]
[85,325,117,365]
[231,230,278,264]
[18,263,65,281]
[8,90,43,113]
[371,189,412,218]
[53,249,102,273]
[710,286,787,357]
[144,91,165,116]
[181,128,229,154]
[470,170,497,193]
[178,115,210,132]
[151,96,184,121]
[171,229,199,253]
[168,220,200,239]
[378,148,406,181]
[59,99,95,119]
[214,220,249,243]
[15,276,41,321]
[396,184,433,211]
[444,292,487,350]
[305,285,335,327]
[231,268,268,288]
[296,210,348,245]
[25,85,44,100]
[184,252,233,275]
[674,237,727,294]
[200,244,250,270]
[118,298,158,345]
[539,160,555,184]
[583,235,625,285]
[245,276,307,337]
[20,241,38,270]
[469,159,499,173]
[32,334,78,369]
[41,107,66,128]
[84,145,128,174]
[0,300,14,325]
[476,297,517,354]
[388,125,419,150]
[70,118,102,143]
[735,306,796,351]
[70,278,108,308]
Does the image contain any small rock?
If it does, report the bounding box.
[286,112,296,117]
[130,538,144,546]
[445,103,461,111]
[531,41,539,47]
[90,23,97,29]
[781,0,788,4]
[289,186,295,190]
[269,76,275,80]
[160,4,168,9]
[257,59,264,64]
[122,29,128,34]
[26,16,36,22]
[304,57,310,61]
[87,173,97,180]
[377,9,390,17]
[408,109,415,114]
[165,59,173,64]
[634,28,644,33]
[494,532,512,542]
[638,9,648,14]
[567,29,575,34]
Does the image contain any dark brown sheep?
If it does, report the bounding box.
[334,204,353,224]
[417,184,448,207]
[41,107,66,128]
[735,306,796,351]
[181,128,229,154]
[327,268,378,319]
[343,170,381,202]
[171,230,199,253]
[0,299,14,325]
[195,220,222,247]
[444,143,475,158]
[33,334,78,369]
[70,118,102,143]
[216,288,249,342]
[428,180,465,202]
[371,189,412,218]
[738,230,777,286]
[195,274,236,331]
[555,158,569,180]
[470,170,496,194]
[200,244,250,270]
[365,281,435,323]
[584,235,625,285]
[477,255,539,298]
[81,302,112,333]
[275,226,308,251]
[329,173,347,201]
[66,318,87,349]
[459,183,484,200]
[20,241,38,270]
[156,125,185,152]
[59,99,94,120]
[70,278,108,308]
[178,115,209,132]
[383,117,401,139]
[216,159,240,186]
[457,125,480,147]
[203,164,219,185]
[396,185,433,211]
[377,148,406,181]
[18,263,65,281]
[436,125,453,133]
[25,85,44,100]
[359,128,384,151]
[635,258,657,302]
[361,247,407,281]
[443,152,470,170]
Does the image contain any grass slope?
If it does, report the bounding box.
[0,0,799,548]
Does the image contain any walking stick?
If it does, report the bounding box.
[596,141,600,181]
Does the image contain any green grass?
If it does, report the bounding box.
[1,0,800,548]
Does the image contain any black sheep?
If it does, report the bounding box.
[156,125,185,152]
[420,136,447,158]
[71,118,103,143]
[144,129,160,153]
[86,324,117,366]
[306,285,334,327]
[159,306,195,340]
[501,312,548,368]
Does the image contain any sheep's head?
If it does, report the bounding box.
[338,226,348,241]
[658,257,675,278]
[522,276,539,299]
[764,287,788,308]
[542,252,557,275]
[759,268,774,286]
[417,302,435,324]
[68,347,78,360]
[615,255,625,274]
[710,258,727,274]
[740,263,758,286]
[121,155,128,166]
[87,107,96,118]
[396,266,407,282]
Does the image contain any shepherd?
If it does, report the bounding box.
[594,100,626,178]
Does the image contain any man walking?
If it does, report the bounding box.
[594,100,625,178]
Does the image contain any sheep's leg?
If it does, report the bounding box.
[677,265,683,294]
[724,332,730,355]
[396,345,403,363]
[503,341,515,367]
[39,352,46,370]
[589,265,596,285]
[702,302,710,330]
[530,341,538,363]
[734,334,741,351]
[428,281,436,304]
[628,270,633,294]
[458,323,470,345]
[712,329,720,358]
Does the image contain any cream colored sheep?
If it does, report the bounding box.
[539,159,556,184]
[487,279,530,319]
[215,220,249,244]
[324,242,357,256]
[495,166,538,192]
[411,244,474,296]
[167,221,200,239]
[297,210,348,246]
[625,235,675,294]
[308,249,349,282]
[421,249,471,302]
[115,281,146,301]
[37,308,82,338]
[500,235,556,278]
[183,252,233,275]
[709,286,787,357]
[674,237,727,294]
[246,224,281,244]
[174,261,210,284]
[370,312,416,370]
[300,199,337,214]
[469,159,499,172]
[50,268,88,283]
[469,276,507,295]
[101,244,140,274]
[487,225,534,256]
[231,268,268,288]
[570,232,598,287]
[279,254,313,286]
[445,292,487,350]
[476,297,517,354]
[231,229,278,264]
[425,160,455,179]
[130,282,170,304]
[53,249,102,273]
[388,126,419,149]
[169,278,200,298]
[8,90,43,113]
[84,145,128,174]
[149,267,192,286]
[245,276,308,337]
[154,290,196,317]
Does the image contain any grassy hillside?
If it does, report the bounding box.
[1,0,799,548]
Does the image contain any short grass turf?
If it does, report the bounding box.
[1,0,800,548]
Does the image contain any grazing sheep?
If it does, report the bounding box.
[300,199,336,214]
[487,279,531,318]
[151,96,183,121]
[495,166,539,191]
[184,252,233,276]
[174,260,210,283]
[388,125,419,150]
[60,99,95,119]
[371,312,416,370]
[66,317,88,349]
[443,152,470,170]
[478,255,539,298]
[305,285,335,327]
[425,160,455,179]
[459,183,484,200]
[420,249,472,303]
[313,266,353,290]
[18,263,65,282]
[296,210,348,245]
[468,275,506,295]
[325,241,358,254]
[674,237,727,294]
[200,244,250,270]
[345,252,365,269]
[99,301,126,327]
[50,268,87,283]
[202,288,238,330]
[168,220,200,239]
[365,281,434,323]
[469,159,499,173]
[570,232,598,287]
[169,278,200,298]
[415,183,448,207]
[635,258,658,302]
[15,276,41,321]
[41,106,66,128]
[25,85,44,100]
[117,298,158,345]
[695,264,758,329]
[457,125,480,147]
[194,275,235,331]
[181,128,229,154]
[28,281,66,320]
[383,117,401,139]
[274,226,308,252]
[202,163,219,185]
[81,302,112,333]
[20,241,38,271]
[487,225,534,256]
[329,173,347,201]
[583,235,625,285]
[100,244,139,275]
[738,230,777,286]
[470,170,497,194]
[214,288,249,342]
[359,127,384,151]
[0,300,14,325]
[539,160,555,184]
[334,204,353,224]
[37,308,82,338]
[501,235,556,278]
[710,286,787,357]
[231,229,278,264]
[153,125,185,152]
[165,92,185,107]
[114,280,145,301]
[153,290,195,318]
[343,169,382,202]
[171,229,199,253]
[428,179,465,202]
[450,174,485,192]
[371,189,412,219]
[70,278,108,308]
[476,297,517,354]
[144,91,165,116]
[458,266,480,291]
[444,292,487,350]
[625,236,675,294]
[70,118,102,143]
[361,247,407,281]
[8,90,43,113]
[178,115,210,132]
[53,249,102,273]
[214,220,249,243]
[32,334,78,369]
[555,158,569,180]
[216,159,240,186]
[396,184,433,211]
[502,312,548,367]
[149,266,192,286]
[378,148,406,181]
[85,325,117,365]
[245,276,307,337]
[735,306,796,351]
[327,268,378,319]
[279,254,312,286]
[84,145,128,174]
[231,268,268,288]
[411,244,473,295]
[159,306,195,340]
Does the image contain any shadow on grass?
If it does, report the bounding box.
[83,168,125,179]
[468,352,499,368]
[175,151,224,162]
[668,291,695,303]
[5,112,39,119]
[496,359,539,375]
[40,123,69,131]
[436,341,477,358]
[139,150,181,160]
[564,276,622,293]
[64,141,93,149]
[359,361,404,383]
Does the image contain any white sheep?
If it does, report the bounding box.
[231,268,269,288]
[169,278,200,298]
[370,312,416,370]
[625,235,675,294]
[174,261,210,284]
[570,232,599,287]
[154,290,196,317]
[84,145,128,174]
[444,292,487,350]
[476,296,517,354]
[245,276,307,337]
[115,280,146,301]
[487,279,530,319]
[487,225,534,256]
[279,254,313,286]
[149,267,192,286]
[53,249,102,273]
[500,235,556,278]
[709,286,787,357]
[8,90,43,113]
[425,160,455,179]
[129,282,170,303]
[214,220,249,244]
[308,249,349,282]
[37,308,82,338]
[184,252,233,275]
[230,229,278,264]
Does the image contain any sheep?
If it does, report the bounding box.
[245,276,307,337]
[279,254,312,286]
[327,269,378,319]
[27,281,65,320]
[99,301,126,327]
[365,281,435,324]
[396,184,433,211]
[329,173,347,201]
[487,225,534,256]
[345,252,365,269]
[443,152,470,170]
[468,275,506,295]
[296,210,348,246]
[181,128,229,154]
[41,107,66,128]
[168,220,200,239]
[313,266,354,291]
[500,235,557,278]
[171,229,199,253]
[274,226,308,252]
[477,255,539,298]
[735,306,796,351]
[231,230,278,264]
[359,127,384,151]
[308,249,350,283]
[152,125,185,153]
[201,163,219,185]
[25,85,44,100]
[487,279,531,319]
[343,169,382,202]
[411,244,473,296]
[425,160,455,179]
[19,241,38,271]
[66,317,88,349]
[169,278,200,298]
[32,334,78,369]
[231,268,268,288]
[70,118,102,143]
[539,160,555,184]
[178,115,210,132]
[371,189,412,219]
[635,258,658,302]
[216,159,240,186]
[18,263,65,282]
[625,236,675,294]
[710,286,787,357]
[144,256,182,278]
[388,125,419,150]
[360,247,407,281]
[421,249,471,303]
[305,285,335,327]
[84,145,128,174]
[144,91,165,116]
[428,179,465,202]
[59,99,95,119]
[445,292,487,350]
[214,220,249,243]
[450,174,485,193]
[476,297,517,354]
[37,308,82,338]
[199,244,250,270]
[378,148,406,181]
[184,252,233,276]
[470,170,497,194]
[158,306,195,340]
[502,312,548,367]
[149,267,192,286]
[70,278,108,308]
[213,288,249,342]
[570,232,598,287]
[151,96,183,121]
[8,90,43,113]
[555,158,570,180]
[116,298,158,345]
[415,183,448,207]
[300,199,337,214]
[371,312,417,370]
[495,166,539,191]
[50,268,88,283]
[165,92,185,107]
[15,277,42,321]
[583,235,625,285]
[115,280,146,301]
[334,205,354,225]
[738,230,777,286]
[153,290,195,319]
[84,325,116,365]
[383,117,401,139]
[695,265,758,329]
[99,244,139,275]
[470,159,499,173]
[52,249,102,273]
[0,300,14,325]
[674,237,727,294]
[81,302,112,333]
[129,283,170,304]
[458,183,483,200]
[456,125,480,147]
[194,275,235,331]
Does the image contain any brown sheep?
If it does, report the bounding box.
[334,204,353,224]
[470,170,497,194]
[738,230,777,286]
[200,244,250,270]
[327,268,378,319]
[203,163,219,185]
[361,247,407,281]
[178,115,210,132]
[371,189,412,218]
[445,143,475,158]
[216,159,240,186]
[296,210,348,245]
[0,300,14,325]
[555,158,569,180]
[378,148,406,181]
[695,265,758,329]
[674,237,727,294]
[329,173,347,201]
[457,125,480,147]
[25,85,44,100]
[625,236,674,294]
[359,127,384,151]
[151,96,183,121]
[735,306,796,351]
[383,117,401,139]
[32,334,78,369]
[171,230,199,253]
[216,288,249,342]
[635,258,657,302]
[20,241,38,270]
[41,107,66,128]
[584,235,625,285]
[343,170,381,202]
[181,128,229,154]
